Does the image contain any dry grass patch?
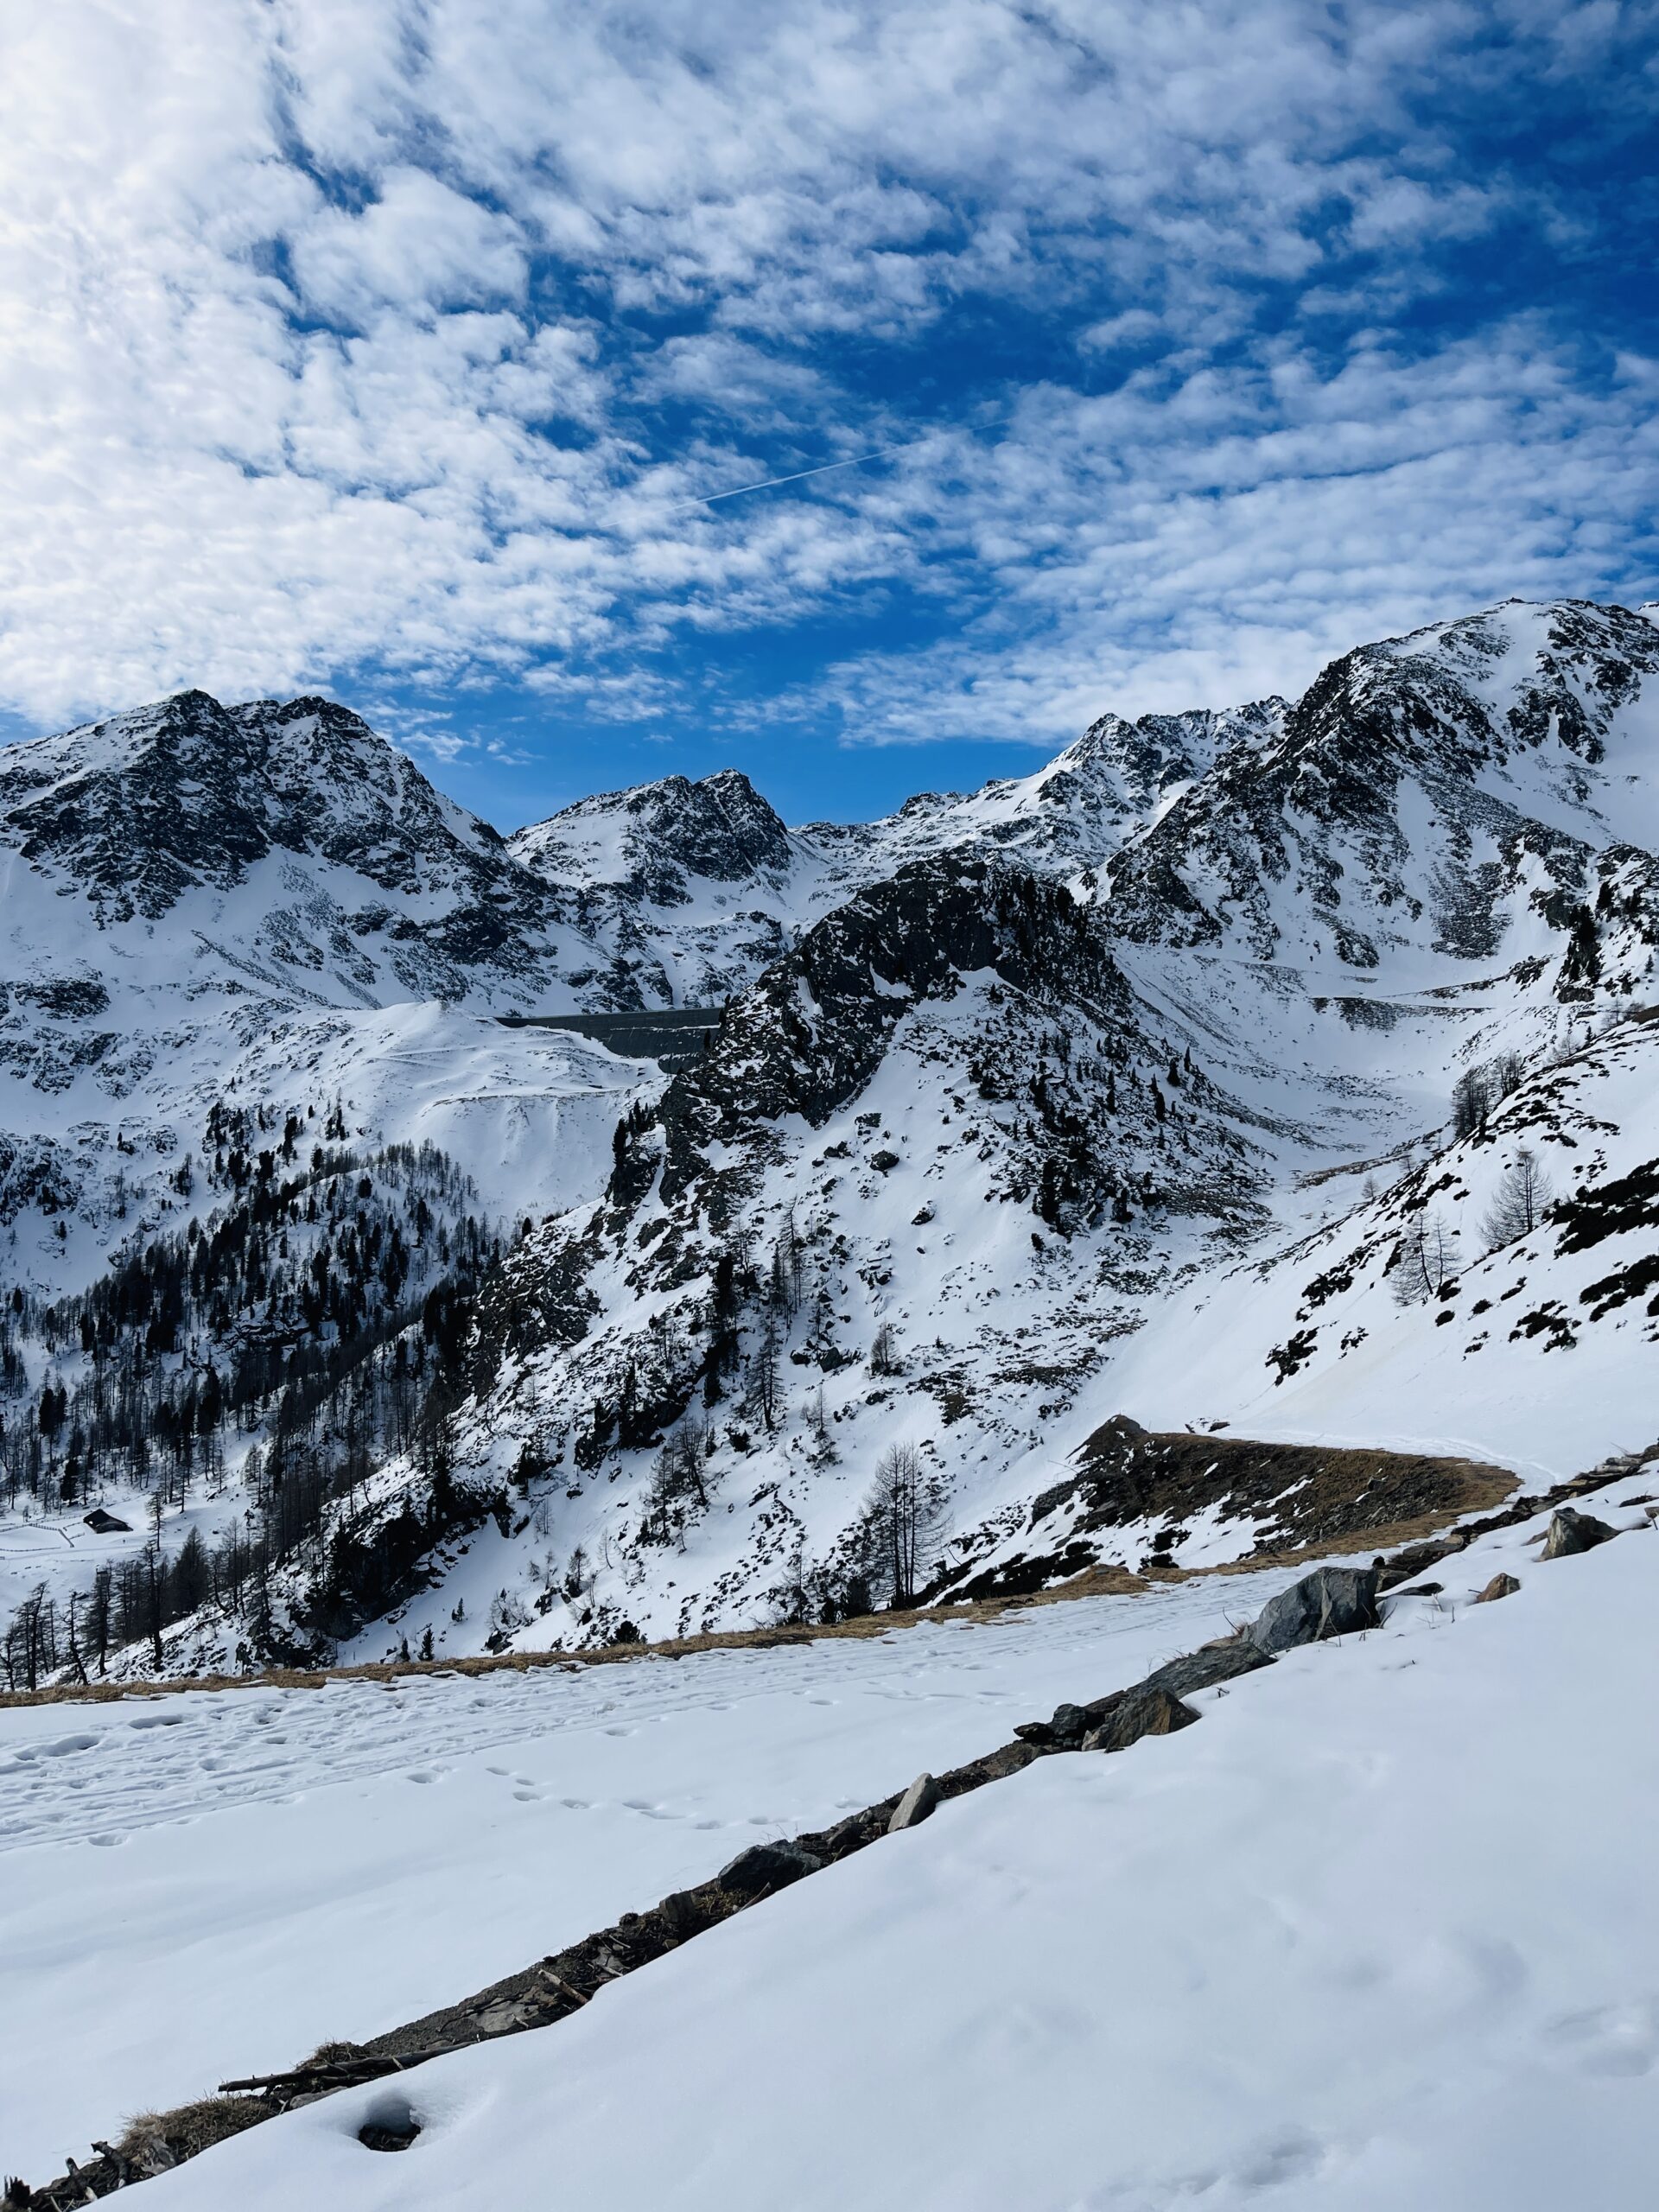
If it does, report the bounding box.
[118,2095,268,2161]
[0,1446,1517,1712]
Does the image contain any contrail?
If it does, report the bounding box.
[684,437,922,508]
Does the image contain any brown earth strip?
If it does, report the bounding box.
[1,1429,1518,1712]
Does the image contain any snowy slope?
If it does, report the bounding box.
[101,1503,1659,2212]
[1109,1005,1659,1474]
[0,1563,1307,2179]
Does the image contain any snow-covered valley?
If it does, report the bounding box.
[2,593,1657,2209]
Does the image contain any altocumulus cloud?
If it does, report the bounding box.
[0,0,1656,768]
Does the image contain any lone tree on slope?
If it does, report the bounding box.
[1481,1147,1554,1251]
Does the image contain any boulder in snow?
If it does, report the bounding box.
[887,1773,942,1833]
[1246,1565,1379,1653]
[1541,1508,1617,1559]
[1082,1685,1199,1753]
[1473,1572,1522,1604]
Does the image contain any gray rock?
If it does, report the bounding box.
[714,1840,824,1901]
[1082,1684,1199,1753]
[1473,1572,1521,1604]
[887,1773,942,1833]
[658,1889,701,1936]
[1541,1507,1617,1559]
[1143,1637,1274,1699]
[1246,1565,1379,1653]
[941,1740,1038,1789]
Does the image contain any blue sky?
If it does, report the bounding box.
[2,1,1656,829]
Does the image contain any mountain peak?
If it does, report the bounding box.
[511,766,793,906]
[0,688,531,937]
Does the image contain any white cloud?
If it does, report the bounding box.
[291,169,530,319]
[0,0,1652,747]
[791,323,1659,746]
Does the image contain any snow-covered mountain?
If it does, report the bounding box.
[501,696,1291,1005]
[0,689,577,999]
[1,596,1656,1685]
[1107,598,1659,979]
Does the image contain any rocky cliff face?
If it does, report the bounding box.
[1105,601,1659,988]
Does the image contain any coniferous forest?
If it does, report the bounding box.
[0,1102,501,1689]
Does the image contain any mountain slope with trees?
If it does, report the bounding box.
[1,597,1655,1681]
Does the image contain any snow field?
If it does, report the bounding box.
[129,1500,1659,2211]
[0,1566,1301,2177]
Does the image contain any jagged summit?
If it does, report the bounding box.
[1106,597,1659,975]
[0,690,517,924]
[510,766,795,905]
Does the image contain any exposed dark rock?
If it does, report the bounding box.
[1541,1507,1618,1559]
[936,1741,1039,1794]
[1142,1637,1274,1698]
[1247,1565,1380,1653]
[658,1890,702,1939]
[1082,1684,1199,1752]
[714,1839,825,1901]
